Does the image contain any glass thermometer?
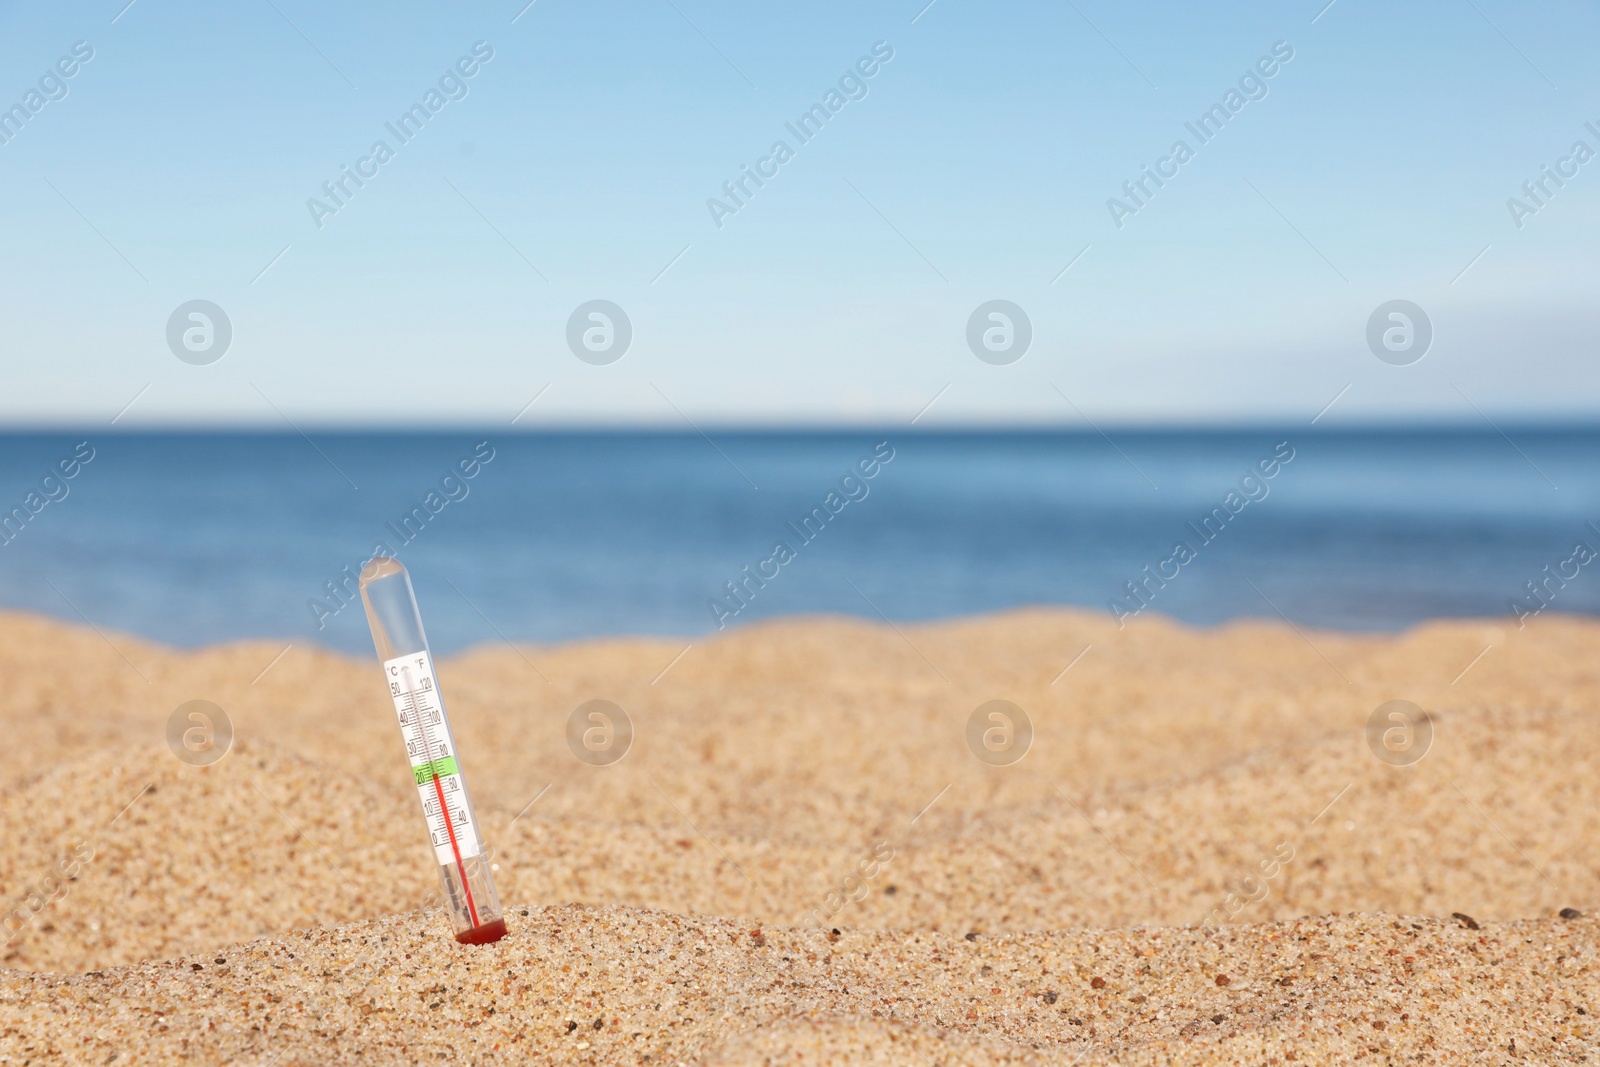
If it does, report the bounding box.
[359,557,506,944]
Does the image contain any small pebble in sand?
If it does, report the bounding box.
[1452,912,1481,930]
[1090,976,1106,989]
[1214,974,1231,987]
[1560,907,1584,920]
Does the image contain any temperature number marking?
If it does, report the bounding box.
[383,651,480,863]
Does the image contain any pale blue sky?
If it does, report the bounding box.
[1,0,1597,426]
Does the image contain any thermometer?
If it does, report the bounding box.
[359,557,506,944]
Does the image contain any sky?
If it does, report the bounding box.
[1,0,1597,427]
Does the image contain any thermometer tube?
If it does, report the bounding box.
[359,557,506,945]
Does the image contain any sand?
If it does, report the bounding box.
[0,607,1594,1063]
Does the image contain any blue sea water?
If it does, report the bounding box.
[0,429,1595,656]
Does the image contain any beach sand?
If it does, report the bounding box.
[0,608,1594,1063]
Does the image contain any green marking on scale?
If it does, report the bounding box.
[413,755,460,784]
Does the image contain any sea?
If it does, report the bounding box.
[0,429,1594,656]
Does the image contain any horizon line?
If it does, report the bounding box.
[3,418,1600,435]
